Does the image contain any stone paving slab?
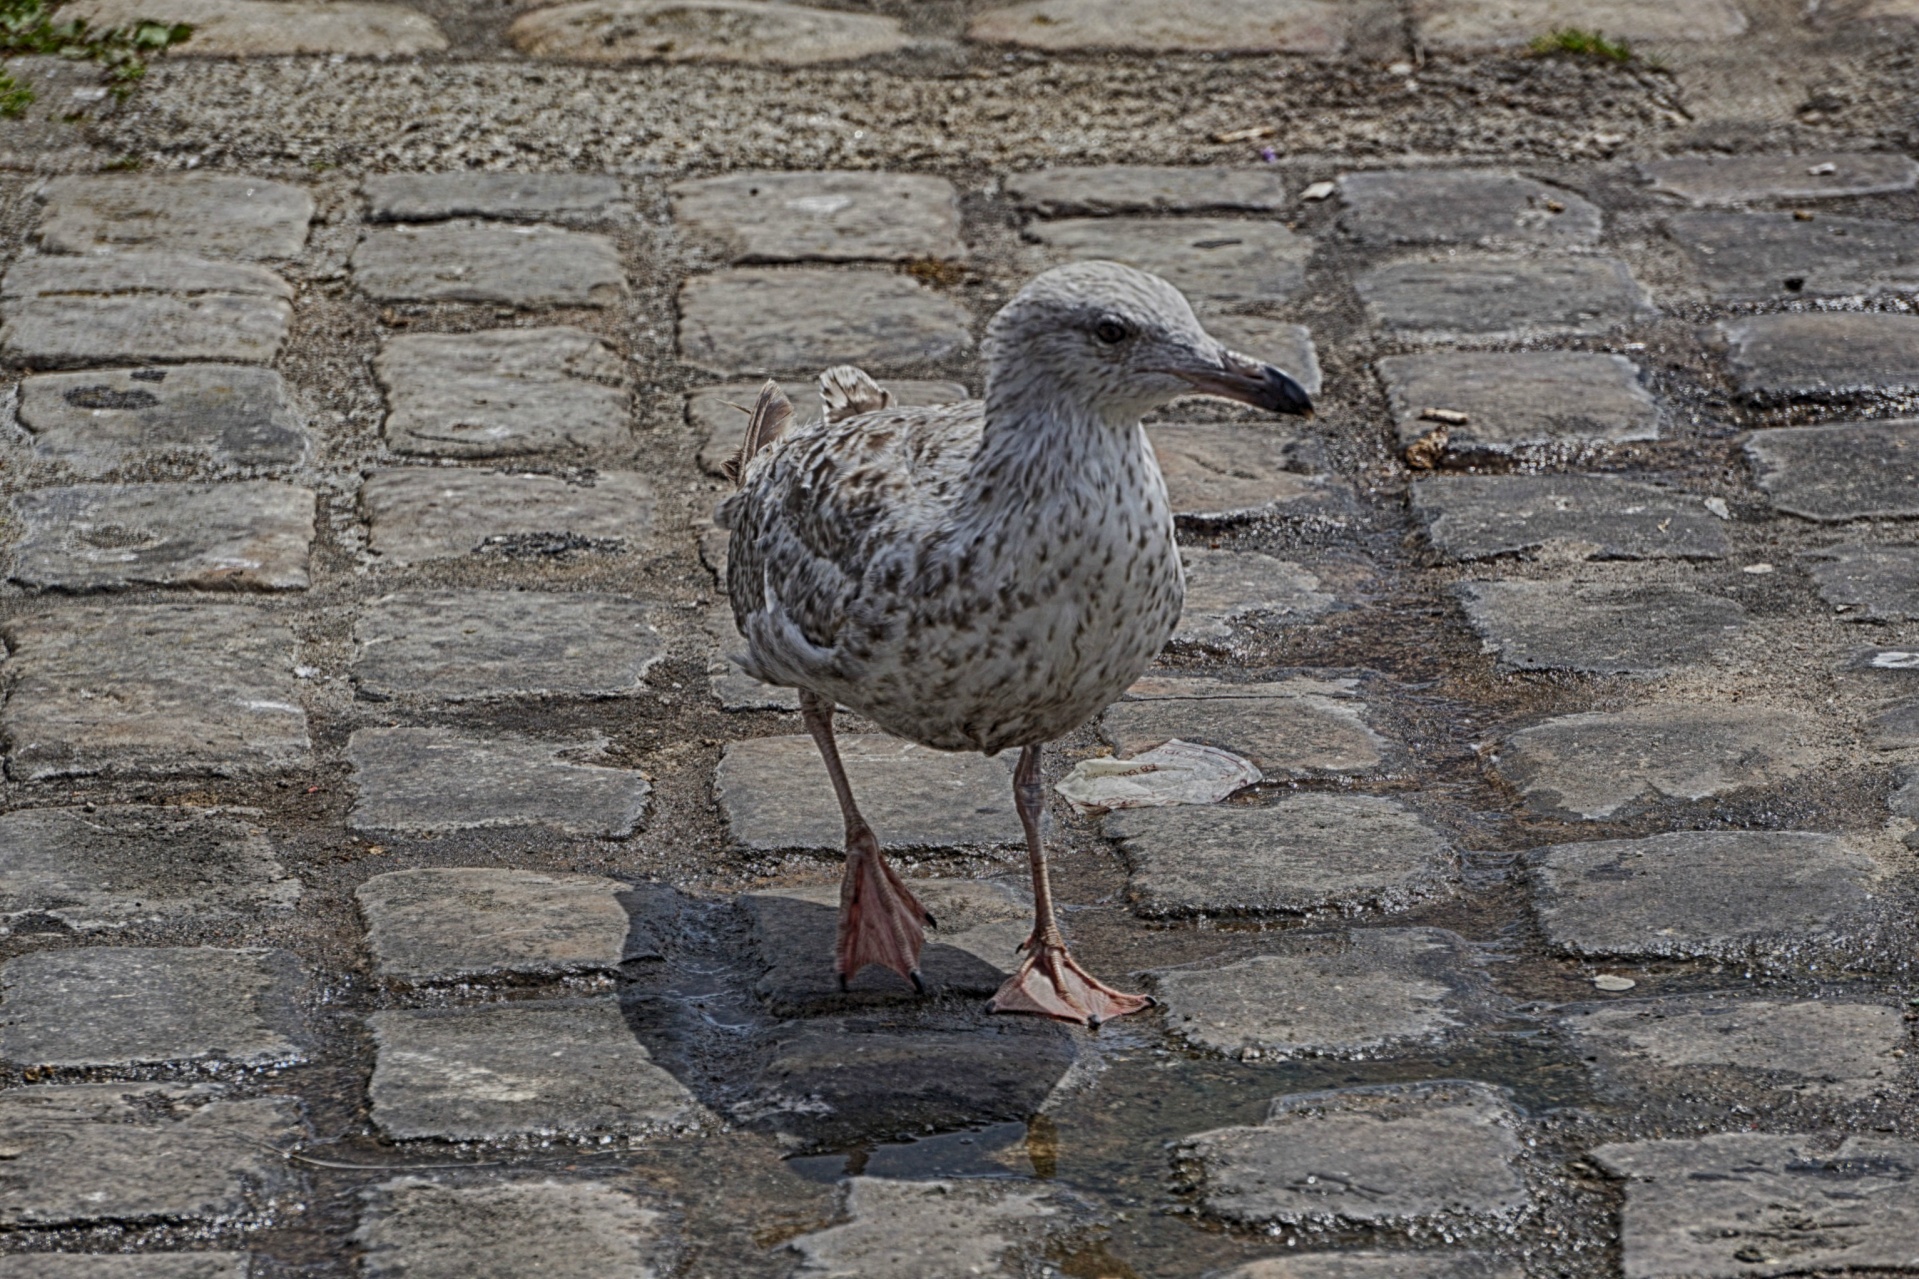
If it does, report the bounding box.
[1876,696,1919,748]
[510,0,912,65]
[1803,544,1919,619]
[352,222,626,307]
[1176,549,1336,642]
[1411,474,1727,561]
[1720,313,1919,399]
[1494,703,1823,819]
[1746,420,1919,520]
[1669,212,1919,299]
[36,174,313,260]
[1415,0,1747,46]
[351,591,662,700]
[1339,169,1600,247]
[376,327,631,458]
[0,947,305,1069]
[0,1085,302,1228]
[1197,315,1321,394]
[691,378,969,475]
[1591,1132,1919,1278]
[1639,153,1919,205]
[715,734,1021,853]
[671,171,963,263]
[0,806,297,934]
[17,365,307,475]
[678,268,972,375]
[1005,165,1289,216]
[1456,579,1744,674]
[1145,421,1336,522]
[1528,830,1881,960]
[1152,928,1493,1060]
[1025,217,1310,307]
[368,1000,703,1141]
[357,1178,669,1279]
[969,0,1348,54]
[65,0,447,54]
[363,469,653,564]
[1562,995,1907,1097]
[1181,1081,1527,1227]
[1101,675,1382,776]
[359,867,639,983]
[1,603,312,782]
[8,481,315,592]
[1377,352,1659,453]
[1,251,293,368]
[1218,1256,1522,1279]
[1109,794,1456,918]
[365,172,627,224]
[789,1177,1064,1279]
[0,1257,252,1278]
[1357,255,1648,339]
[348,728,650,837]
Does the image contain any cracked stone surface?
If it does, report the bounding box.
[690,377,968,475]
[1110,794,1456,919]
[678,268,972,374]
[1720,314,1919,398]
[1746,420,1919,520]
[1670,212,1919,299]
[1803,543,1919,619]
[1639,152,1919,204]
[1411,474,1727,561]
[1455,579,1744,674]
[1339,169,1600,246]
[0,806,298,934]
[509,0,912,64]
[1145,421,1335,522]
[1217,1257,1522,1279]
[1416,0,1747,45]
[672,171,963,262]
[65,0,446,54]
[362,468,653,564]
[375,327,631,458]
[1005,165,1289,216]
[1528,830,1883,961]
[35,173,313,259]
[970,0,1349,53]
[0,947,305,1069]
[16,365,308,475]
[789,1177,1067,1279]
[1101,675,1383,776]
[1357,255,1648,338]
[358,868,640,983]
[8,481,315,591]
[348,728,650,838]
[1176,549,1336,642]
[365,172,627,223]
[1377,351,1659,453]
[352,221,627,306]
[357,1178,670,1279]
[1025,216,1310,306]
[0,1258,252,1279]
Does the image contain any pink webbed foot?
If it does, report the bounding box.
[987,941,1154,1026]
[836,834,936,991]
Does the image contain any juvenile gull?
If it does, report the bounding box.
[719,261,1313,1023]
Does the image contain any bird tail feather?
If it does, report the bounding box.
[819,365,892,424]
[721,379,793,487]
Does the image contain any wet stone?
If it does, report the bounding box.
[349,727,650,838]
[1563,995,1907,1098]
[1,251,292,368]
[1217,1256,1522,1279]
[1746,420,1919,520]
[1528,830,1880,961]
[1339,169,1601,247]
[1198,315,1322,394]
[358,868,639,984]
[1356,255,1648,339]
[357,1178,670,1279]
[1670,212,1919,299]
[1101,675,1383,776]
[1495,703,1823,820]
[1591,1132,1919,1278]
[1411,474,1728,561]
[1025,217,1310,307]
[1005,165,1289,216]
[1416,0,1747,46]
[1145,421,1337,522]
[1456,580,1744,674]
[352,222,626,307]
[0,947,305,1069]
[1639,153,1919,205]
[9,481,315,592]
[678,269,972,375]
[1176,549,1336,642]
[0,1084,302,1228]
[716,735,1021,853]
[365,172,627,224]
[16,365,307,476]
[368,1000,703,1141]
[969,0,1348,54]
[691,378,968,476]
[1,603,311,782]
[1720,312,1919,399]
[1110,794,1456,919]
[63,0,447,54]
[1803,543,1919,620]
[509,0,912,65]
[789,1178,1067,1279]
[1152,928,1494,1060]
[671,171,963,263]
[351,590,662,701]
[1180,1081,1528,1227]
[745,878,1030,1014]
[363,469,653,564]
[1376,352,1659,454]
[0,806,298,934]
[36,174,312,260]
[0,1258,253,1279]
[376,327,630,459]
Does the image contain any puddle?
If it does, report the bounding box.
[784,1119,1034,1183]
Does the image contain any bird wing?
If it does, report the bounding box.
[818,365,892,423]
[719,379,794,486]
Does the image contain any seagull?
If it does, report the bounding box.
[717,261,1314,1024]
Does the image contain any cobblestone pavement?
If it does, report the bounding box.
[2,1,1919,1275]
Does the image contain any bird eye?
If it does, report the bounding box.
[1093,318,1130,345]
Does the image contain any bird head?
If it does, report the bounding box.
[982,260,1314,422]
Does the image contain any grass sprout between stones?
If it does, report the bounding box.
[0,0,190,111]
[1529,27,1635,64]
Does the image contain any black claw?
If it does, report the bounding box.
[1087,1013,1104,1030]
[924,911,939,930]
[837,972,850,993]
[910,969,926,994]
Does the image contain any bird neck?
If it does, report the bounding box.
[968,380,1145,512]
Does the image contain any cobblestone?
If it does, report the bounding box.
[65,0,447,54]
[1803,543,1919,619]
[1670,212,1919,299]
[691,378,969,474]
[509,0,912,64]
[1746,420,1919,520]
[16,365,307,476]
[1416,0,1747,46]
[375,327,630,458]
[1101,675,1383,776]
[1411,474,1727,561]
[1195,316,1321,392]
[1455,579,1744,674]
[0,1258,252,1279]
[357,1178,670,1279]
[969,0,1348,54]
[678,268,972,374]
[359,868,638,984]
[1639,153,1919,204]
[671,171,962,263]
[1146,420,1336,522]
[364,172,627,224]
[1005,165,1289,216]
[1175,549,1336,642]
[1339,169,1601,246]
[1024,217,1310,307]
[352,222,626,307]
[1217,1257,1521,1279]
[1720,313,1919,399]
[362,469,652,564]
[1356,255,1648,338]
[1377,352,1659,454]
[9,481,314,591]
[35,174,312,260]
[789,1177,1065,1279]
[1,252,293,368]
[347,728,649,837]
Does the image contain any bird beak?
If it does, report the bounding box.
[1172,346,1315,417]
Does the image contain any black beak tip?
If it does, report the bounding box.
[1260,365,1314,417]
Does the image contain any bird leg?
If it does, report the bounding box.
[988,744,1154,1027]
[799,689,934,992]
